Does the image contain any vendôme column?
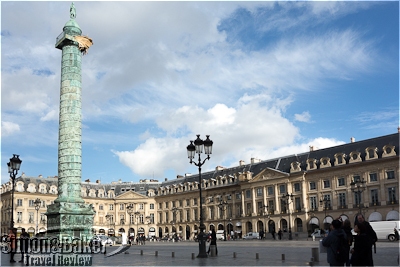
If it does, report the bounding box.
[46,3,94,240]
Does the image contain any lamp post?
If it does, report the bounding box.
[259,204,269,237]
[34,198,41,234]
[281,193,293,240]
[319,196,330,230]
[134,211,141,240]
[350,178,367,216]
[7,154,22,230]
[187,134,213,258]
[218,200,227,241]
[126,204,133,237]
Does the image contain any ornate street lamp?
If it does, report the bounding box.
[34,198,41,234]
[187,134,213,258]
[281,193,293,240]
[350,178,367,216]
[134,211,141,240]
[218,200,227,241]
[7,154,22,230]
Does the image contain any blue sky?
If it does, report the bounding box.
[1,1,399,184]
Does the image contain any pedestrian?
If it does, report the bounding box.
[342,219,353,266]
[354,214,377,264]
[272,231,276,240]
[19,228,30,262]
[322,219,347,266]
[350,223,373,266]
[207,229,218,255]
[394,228,399,241]
[278,229,282,240]
[8,228,17,263]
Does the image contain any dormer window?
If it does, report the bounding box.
[307,159,317,170]
[334,153,346,166]
[290,161,301,173]
[382,145,396,158]
[320,157,331,168]
[349,152,361,163]
[365,147,378,160]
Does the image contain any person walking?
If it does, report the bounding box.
[322,219,347,267]
[207,229,218,255]
[355,214,377,264]
[8,228,17,263]
[350,223,373,266]
[19,228,30,262]
[342,219,353,266]
[278,229,282,240]
[394,228,399,241]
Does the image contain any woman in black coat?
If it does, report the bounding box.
[350,223,373,266]
[207,229,218,255]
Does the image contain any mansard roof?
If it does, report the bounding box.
[160,132,399,186]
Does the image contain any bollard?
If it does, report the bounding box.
[210,245,217,257]
[233,252,236,258]
[172,252,175,258]
[311,248,319,262]
[155,251,158,256]
[192,253,195,259]
[256,253,259,259]
[140,250,143,255]
[282,254,285,261]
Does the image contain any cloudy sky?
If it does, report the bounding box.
[1,1,398,184]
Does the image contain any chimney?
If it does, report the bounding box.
[165,178,168,181]
[251,158,261,164]
[239,160,245,166]
[38,174,43,178]
[350,137,355,143]
[216,166,224,171]
[309,146,314,151]
[96,180,100,184]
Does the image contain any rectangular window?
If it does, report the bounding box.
[322,195,331,209]
[354,192,362,206]
[120,204,124,210]
[150,203,154,209]
[338,177,345,186]
[17,199,23,206]
[246,190,251,198]
[257,201,263,213]
[388,187,397,203]
[371,189,379,205]
[139,203,144,210]
[279,185,286,194]
[309,182,316,190]
[246,203,252,215]
[268,200,274,212]
[295,197,301,212]
[29,200,35,207]
[323,180,330,188]
[29,212,34,223]
[150,213,154,223]
[310,196,317,210]
[386,170,395,179]
[369,173,378,182]
[109,204,114,210]
[193,198,198,205]
[159,203,162,209]
[186,199,190,206]
[99,217,104,224]
[281,199,287,213]
[268,186,274,195]
[236,192,241,200]
[294,183,301,192]
[17,212,22,223]
[165,202,169,209]
[256,188,263,197]
[353,175,361,183]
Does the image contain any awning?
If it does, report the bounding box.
[323,217,333,224]
[386,210,400,221]
[309,217,319,225]
[368,212,383,222]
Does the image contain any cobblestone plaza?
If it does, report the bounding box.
[1,238,399,267]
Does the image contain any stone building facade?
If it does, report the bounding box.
[1,132,399,239]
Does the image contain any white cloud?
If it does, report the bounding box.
[1,121,20,137]
[295,111,311,123]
